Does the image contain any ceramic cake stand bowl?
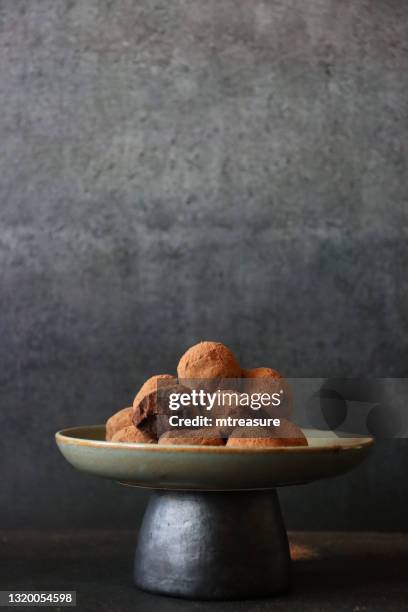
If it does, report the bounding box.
[56,426,373,600]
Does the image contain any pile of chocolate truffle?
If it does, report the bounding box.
[105,341,308,447]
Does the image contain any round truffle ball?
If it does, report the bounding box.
[212,390,248,436]
[242,367,292,418]
[106,407,133,441]
[158,428,225,446]
[227,420,307,447]
[177,342,241,386]
[243,367,282,380]
[110,425,155,443]
[133,374,177,409]
[133,382,192,439]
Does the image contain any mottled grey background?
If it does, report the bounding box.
[1,0,407,530]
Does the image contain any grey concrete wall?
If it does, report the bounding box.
[1,0,407,530]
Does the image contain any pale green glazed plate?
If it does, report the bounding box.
[55,426,373,491]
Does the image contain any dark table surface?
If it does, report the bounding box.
[1,530,407,611]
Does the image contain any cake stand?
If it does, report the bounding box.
[55,426,373,600]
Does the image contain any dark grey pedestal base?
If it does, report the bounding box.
[134,489,290,600]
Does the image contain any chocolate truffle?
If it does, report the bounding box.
[132,374,178,438]
[133,374,177,408]
[276,418,308,445]
[227,420,308,448]
[243,366,282,380]
[177,341,242,387]
[242,367,292,418]
[158,428,225,446]
[106,407,133,441]
[212,390,249,436]
[133,381,192,439]
[110,425,155,443]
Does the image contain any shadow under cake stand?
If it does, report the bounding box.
[56,426,373,600]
